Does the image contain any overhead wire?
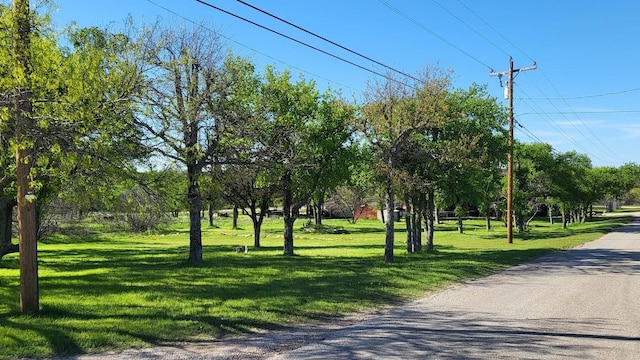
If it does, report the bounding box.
[455,0,624,163]
[373,0,605,161]
[156,0,627,164]
[456,0,534,63]
[514,119,545,144]
[515,83,610,163]
[520,86,640,100]
[385,0,597,159]
[431,0,510,58]
[235,0,423,84]
[518,110,640,115]
[533,71,623,161]
[376,0,493,70]
[144,0,362,94]
[194,0,417,89]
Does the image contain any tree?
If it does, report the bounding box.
[308,127,356,226]
[432,84,507,234]
[220,164,276,247]
[510,142,556,232]
[549,151,591,227]
[0,11,146,261]
[260,67,354,255]
[0,3,145,316]
[135,23,236,263]
[330,144,378,224]
[359,68,451,262]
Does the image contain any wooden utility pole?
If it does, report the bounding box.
[13,0,39,313]
[490,57,536,244]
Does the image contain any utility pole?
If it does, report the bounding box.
[13,0,39,313]
[490,57,536,244]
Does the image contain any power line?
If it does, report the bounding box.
[145,0,362,94]
[376,0,493,70]
[515,84,601,160]
[514,119,545,144]
[194,0,417,89]
[532,71,622,160]
[235,0,423,84]
[521,87,640,100]
[456,0,535,63]
[431,0,510,58]
[518,110,640,115]
[456,0,621,163]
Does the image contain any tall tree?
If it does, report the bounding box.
[359,68,450,261]
[12,0,38,313]
[0,7,146,260]
[308,131,356,226]
[261,67,353,255]
[432,84,508,234]
[136,24,236,263]
[511,142,556,231]
[330,143,378,224]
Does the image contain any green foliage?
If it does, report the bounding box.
[0,5,146,240]
[259,67,355,254]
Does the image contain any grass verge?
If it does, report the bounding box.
[0,213,631,359]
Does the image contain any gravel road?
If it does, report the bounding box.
[58,215,640,360]
[272,215,640,359]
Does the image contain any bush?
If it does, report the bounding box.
[114,186,169,232]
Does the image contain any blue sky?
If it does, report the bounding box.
[46,0,640,167]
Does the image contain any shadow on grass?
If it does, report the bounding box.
[0,215,634,358]
[475,216,632,241]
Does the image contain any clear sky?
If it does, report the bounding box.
[43,0,640,167]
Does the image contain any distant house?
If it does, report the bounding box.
[354,204,378,220]
[323,199,379,221]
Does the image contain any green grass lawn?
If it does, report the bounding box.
[0,213,631,359]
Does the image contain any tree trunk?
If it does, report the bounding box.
[314,195,324,225]
[251,206,263,248]
[549,207,554,224]
[0,197,19,260]
[413,210,422,252]
[435,205,441,224]
[187,170,202,263]
[517,215,525,232]
[14,0,38,313]
[384,174,395,263]
[282,172,295,256]
[457,216,464,234]
[248,199,268,248]
[232,203,239,230]
[485,213,491,231]
[208,201,214,227]
[0,197,15,249]
[562,212,568,229]
[405,194,413,253]
[252,219,262,248]
[425,188,435,252]
[283,216,295,255]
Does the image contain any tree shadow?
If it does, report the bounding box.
[2,216,634,358]
[282,309,639,359]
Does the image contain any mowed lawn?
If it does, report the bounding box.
[0,213,631,359]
